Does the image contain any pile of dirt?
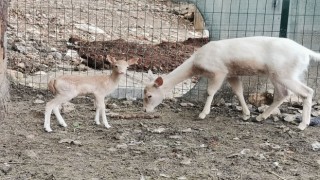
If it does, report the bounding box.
[69,36,209,73]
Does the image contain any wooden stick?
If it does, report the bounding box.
[267,170,286,180]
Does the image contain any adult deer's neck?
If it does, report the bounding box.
[162,57,194,91]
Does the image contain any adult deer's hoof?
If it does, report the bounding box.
[198,112,207,119]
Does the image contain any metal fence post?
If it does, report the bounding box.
[279,0,290,37]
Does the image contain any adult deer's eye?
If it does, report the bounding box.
[115,65,118,68]
[148,95,152,98]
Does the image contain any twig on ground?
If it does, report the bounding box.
[267,170,286,180]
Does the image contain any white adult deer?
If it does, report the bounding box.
[44,55,138,132]
[143,36,320,130]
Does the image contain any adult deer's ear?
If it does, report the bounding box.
[147,69,155,81]
[154,77,163,87]
[107,55,117,64]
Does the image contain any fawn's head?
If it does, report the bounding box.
[107,55,139,75]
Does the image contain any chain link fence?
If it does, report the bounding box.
[5,0,320,102]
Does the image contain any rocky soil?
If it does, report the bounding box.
[1,84,320,179]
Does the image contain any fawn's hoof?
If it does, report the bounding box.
[45,127,53,132]
[60,123,68,127]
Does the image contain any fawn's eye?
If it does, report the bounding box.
[148,95,152,98]
[115,65,118,68]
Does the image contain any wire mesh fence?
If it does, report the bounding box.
[6,0,320,101]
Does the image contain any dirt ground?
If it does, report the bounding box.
[0,84,320,180]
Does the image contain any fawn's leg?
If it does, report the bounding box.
[94,99,101,125]
[44,95,71,132]
[95,96,111,128]
[53,106,67,127]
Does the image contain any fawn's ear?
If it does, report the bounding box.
[107,55,117,64]
[128,58,139,65]
[154,77,163,88]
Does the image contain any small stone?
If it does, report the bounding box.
[64,49,79,61]
[107,103,118,109]
[169,98,178,103]
[258,154,266,160]
[107,147,117,152]
[258,105,268,113]
[316,159,320,166]
[74,23,105,34]
[273,162,280,168]
[106,112,119,117]
[26,134,35,139]
[17,62,26,69]
[51,52,62,60]
[233,137,240,140]
[258,105,281,115]
[13,43,26,53]
[310,117,320,126]
[24,150,37,159]
[200,144,207,148]
[240,149,251,155]
[7,69,24,81]
[270,144,281,150]
[34,71,47,75]
[1,163,12,175]
[180,158,191,165]
[312,141,320,151]
[50,47,57,52]
[33,99,45,104]
[311,110,320,117]
[61,102,75,113]
[114,133,125,140]
[122,100,133,106]
[116,143,128,149]
[59,139,73,144]
[181,128,192,133]
[180,103,188,107]
[235,106,242,111]
[273,116,280,122]
[259,142,281,150]
[283,114,297,122]
[74,64,88,71]
[177,176,187,180]
[140,175,146,180]
[169,135,182,139]
[159,173,171,178]
[187,103,194,107]
[216,98,225,106]
[72,140,82,146]
[152,127,166,133]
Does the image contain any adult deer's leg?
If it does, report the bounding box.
[199,72,227,119]
[227,77,251,120]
